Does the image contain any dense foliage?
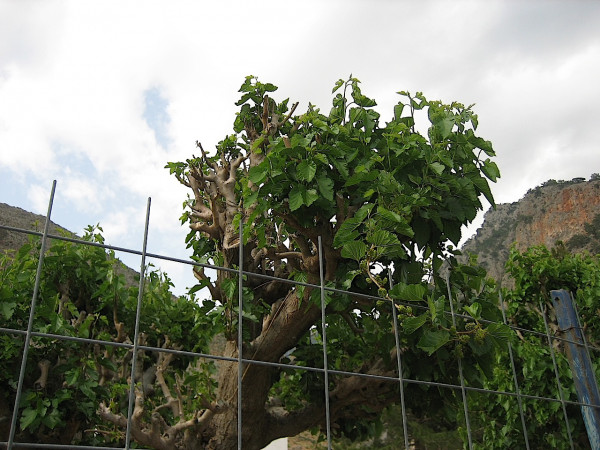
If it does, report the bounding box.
[162,76,507,448]
[0,228,217,447]
[1,76,511,449]
[468,243,600,449]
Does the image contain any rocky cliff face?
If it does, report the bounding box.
[460,178,600,285]
[0,202,68,254]
[0,202,141,287]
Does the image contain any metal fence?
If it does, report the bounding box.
[1,180,599,449]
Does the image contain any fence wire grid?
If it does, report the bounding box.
[1,180,599,450]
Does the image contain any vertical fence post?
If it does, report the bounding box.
[388,269,410,449]
[551,289,600,448]
[7,181,56,450]
[238,216,244,450]
[445,275,473,450]
[317,236,332,450]
[125,198,151,449]
[540,300,575,449]
[498,291,530,449]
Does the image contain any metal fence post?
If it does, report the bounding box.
[389,269,410,449]
[445,276,473,450]
[6,181,56,450]
[238,216,244,450]
[551,289,600,448]
[317,236,332,450]
[540,300,575,449]
[498,291,530,449]
[124,198,151,449]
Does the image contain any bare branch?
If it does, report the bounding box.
[265,403,323,443]
[340,311,364,335]
[190,221,220,241]
[190,201,213,221]
[34,359,51,390]
[174,173,191,188]
[335,193,347,229]
[279,102,299,129]
[261,95,269,131]
[155,349,180,418]
[98,393,170,450]
[280,213,320,242]
[190,166,216,183]
[196,141,217,172]
[229,153,249,180]
[290,115,305,134]
[272,251,303,261]
[193,266,219,300]
[291,234,312,260]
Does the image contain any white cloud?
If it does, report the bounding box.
[26,183,53,216]
[2,0,600,294]
[59,176,104,213]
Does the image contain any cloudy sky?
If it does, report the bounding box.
[1,0,599,295]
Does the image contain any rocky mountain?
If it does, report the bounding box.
[0,202,140,287]
[0,202,69,254]
[460,176,600,286]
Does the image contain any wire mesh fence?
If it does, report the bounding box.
[1,181,599,449]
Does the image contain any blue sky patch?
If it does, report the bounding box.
[143,87,172,148]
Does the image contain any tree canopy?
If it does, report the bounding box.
[467,243,600,449]
[163,75,504,448]
[1,76,511,449]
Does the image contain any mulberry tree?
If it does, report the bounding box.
[162,76,504,448]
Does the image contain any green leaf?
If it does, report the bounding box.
[341,270,361,290]
[367,229,399,247]
[429,162,445,175]
[433,117,454,139]
[222,277,237,300]
[377,207,414,237]
[341,241,367,262]
[79,382,97,400]
[345,170,379,187]
[443,220,461,245]
[481,159,500,182]
[485,323,512,348]
[41,408,62,429]
[333,217,362,248]
[331,158,349,178]
[417,330,450,355]
[332,78,345,93]
[248,165,268,184]
[464,302,482,320]
[313,153,329,165]
[297,160,317,182]
[20,408,38,430]
[303,188,319,207]
[291,134,311,148]
[394,103,405,120]
[354,203,375,222]
[0,300,16,320]
[390,283,427,302]
[470,175,495,207]
[470,136,494,156]
[251,135,265,152]
[263,82,277,92]
[316,175,334,202]
[289,185,304,211]
[428,295,445,325]
[65,368,80,386]
[402,313,428,334]
[244,190,259,206]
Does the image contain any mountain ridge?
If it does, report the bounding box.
[460,176,600,285]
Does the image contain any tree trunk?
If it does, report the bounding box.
[206,341,275,450]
